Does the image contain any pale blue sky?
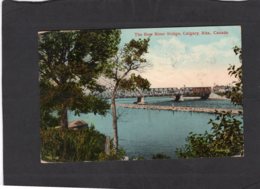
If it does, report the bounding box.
[120,26,241,88]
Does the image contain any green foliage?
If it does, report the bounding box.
[98,148,126,161]
[226,46,243,106]
[104,38,150,80]
[129,156,145,160]
[39,30,121,127]
[119,73,151,93]
[40,108,59,128]
[176,111,244,158]
[176,46,244,158]
[122,38,150,65]
[41,126,112,162]
[152,153,171,160]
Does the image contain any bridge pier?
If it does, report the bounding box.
[174,94,181,102]
[136,96,145,104]
[174,94,184,102]
[200,94,210,100]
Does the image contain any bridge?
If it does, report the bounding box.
[115,87,212,104]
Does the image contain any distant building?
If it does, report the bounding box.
[213,85,232,93]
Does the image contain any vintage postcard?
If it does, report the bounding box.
[39,26,243,162]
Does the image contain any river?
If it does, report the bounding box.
[68,97,242,159]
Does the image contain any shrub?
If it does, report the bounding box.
[98,147,126,161]
[176,111,244,158]
[129,156,145,160]
[152,153,171,160]
[40,108,59,128]
[41,126,109,162]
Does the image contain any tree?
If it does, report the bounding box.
[176,46,244,158]
[39,30,121,128]
[119,73,151,96]
[176,111,243,158]
[227,46,242,106]
[104,38,151,150]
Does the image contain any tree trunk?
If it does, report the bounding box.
[60,106,68,129]
[111,90,118,151]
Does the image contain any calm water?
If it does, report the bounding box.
[68,97,242,159]
[117,96,241,109]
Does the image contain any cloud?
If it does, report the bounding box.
[141,36,241,88]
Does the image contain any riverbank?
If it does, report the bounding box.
[117,103,242,115]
